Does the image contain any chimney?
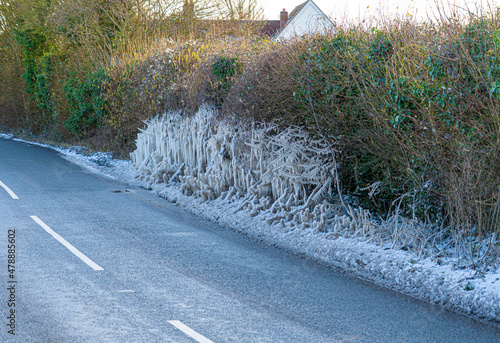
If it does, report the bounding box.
[280,9,288,28]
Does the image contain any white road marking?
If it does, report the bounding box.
[168,320,215,343]
[30,215,104,271]
[0,180,19,199]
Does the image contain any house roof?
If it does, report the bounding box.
[259,20,281,37]
[289,1,307,20]
[235,20,282,37]
[180,19,281,38]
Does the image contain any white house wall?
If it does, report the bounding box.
[277,2,335,39]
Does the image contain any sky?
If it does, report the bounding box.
[260,0,500,22]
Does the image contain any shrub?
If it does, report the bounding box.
[0,31,26,128]
[63,68,108,138]
[210,56,241,106]
[223,39,304,124]
[14,27,59,131]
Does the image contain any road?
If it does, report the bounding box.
[1,137,500,342]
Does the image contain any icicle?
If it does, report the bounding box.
[131,104,341,234]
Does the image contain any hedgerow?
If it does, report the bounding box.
[63,68,108,138]
[1,1,500,265]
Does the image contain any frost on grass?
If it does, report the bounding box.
[130,105,500,323]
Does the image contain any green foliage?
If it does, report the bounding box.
[293,33,366,130]
[464,281,475,291]
[211,56,241,106]
[212,56,240,81]
[368,29,393,63]
[63,68,109,138]
[14,27,58,127]
[386,77,417,130]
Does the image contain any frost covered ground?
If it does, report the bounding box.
[2,120,500,326]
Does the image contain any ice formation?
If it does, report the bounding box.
[129,105,478,253]
[131,105,354,232]
[130,106,434,246]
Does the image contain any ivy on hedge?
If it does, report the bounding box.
[63,68,109,138]
[14,28,58,127]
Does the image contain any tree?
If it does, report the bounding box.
[213,0,263,20]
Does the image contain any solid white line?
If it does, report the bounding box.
[30,215,104,271]
[168,320,214,343]
[0,180,19,199]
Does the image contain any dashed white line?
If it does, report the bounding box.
[30,215,104,271]
[0,180,19,199]
[168,320,214,343]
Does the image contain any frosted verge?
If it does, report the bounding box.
[130,105,500,324]
[2,112,498,324]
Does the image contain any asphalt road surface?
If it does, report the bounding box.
[1,137,500,343]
